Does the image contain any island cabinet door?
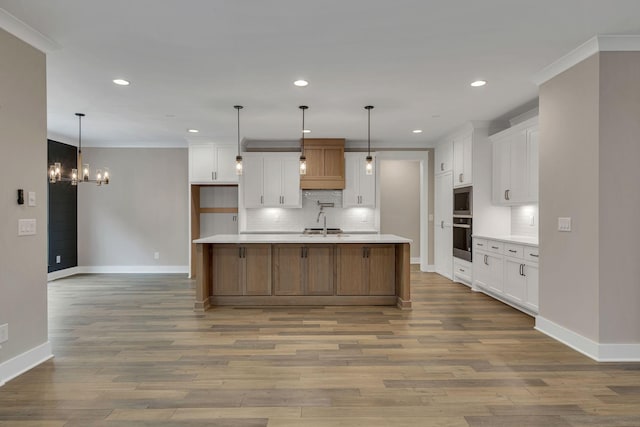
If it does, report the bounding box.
[336,245,367,295]
[305,245,335,295]
[368,245,396,295]
[273,245,305,295]
[212,245,242,296]
[243,245,272,296]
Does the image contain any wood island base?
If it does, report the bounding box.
[194,240,411,311]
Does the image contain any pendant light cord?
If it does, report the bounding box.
[365,105,374,157]
[299,106,308,155]
[234,105,243,156]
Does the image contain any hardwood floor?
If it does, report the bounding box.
[1,270,640,426]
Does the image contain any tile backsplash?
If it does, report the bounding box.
[511,204,538,237]
[244,190,378,233]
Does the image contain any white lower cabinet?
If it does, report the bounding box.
[453,259,472,287]
[473,237,538,315]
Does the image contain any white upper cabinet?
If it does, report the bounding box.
[242,153,301,208]
[343,153,376,207]
[491,117,538,205]
[453,134,472,187]
[435,139,453,174]
[242,154,264,208]
[189,143,239,183]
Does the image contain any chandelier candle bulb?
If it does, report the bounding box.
[103,168,109,184]
[49,165,56,183]
[83,164,89,181]
[96,169,103,185]
[71,169,78,186]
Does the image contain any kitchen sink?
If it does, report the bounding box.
[302,227,343,235]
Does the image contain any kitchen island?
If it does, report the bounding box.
[193,234,412,311]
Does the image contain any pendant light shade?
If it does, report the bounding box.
[234,105,243,176]
[364,105,374,175]
[48,113,110,186]
[299,105,308,175]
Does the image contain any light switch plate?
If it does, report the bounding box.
[558,217,572,232]
[18,219,36,236]
[28,191,36,206]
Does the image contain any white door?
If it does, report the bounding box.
[435,172,453,279]
[343,154,360,207]
[492,139,510,204]
[473,251,490,290]
[508,130,528,203]
[189,143,215,182]
[263,156,283,206]
[461,134,472,186]
[453,138,464,186]
[242,155,264,208]
[504,258,526,304]
[524,262,539,311]
[486,254,504,294]
[435,140,453,174]
[215,145,238,183]
[527,128,539,203]
[281,156,301,207]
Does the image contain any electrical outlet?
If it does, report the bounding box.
[529,215,535,226]
[56,255,61,264]
[154,252,160,260]
[0,324,8,344]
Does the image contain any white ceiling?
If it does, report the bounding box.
[2,0,640,148]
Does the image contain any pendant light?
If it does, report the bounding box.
[234,105,243,175]
[364,105,374,175]
[48,113,110,186]
[299,105,308,175]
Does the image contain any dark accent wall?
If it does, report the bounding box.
[48,139,77,273]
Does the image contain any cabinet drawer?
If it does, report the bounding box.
[473,238,488,251]
[504,243,523,259]
[486,240,504,254]
[524,247,539,263]
[453,259,472,286]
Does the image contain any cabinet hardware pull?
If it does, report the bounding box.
[484,254,488,265]
[459,268,465,272]
[362,247,367,258]
[477,243,483,246]
[522,265,526,277]
[440,220,444,229]
[529,253,539,258]
[459,173,463,182]
[491,246,499,250]
[212,172,215,181]
[239,247,242,258]
[301,247,304,258]
[508,249,517,253]
[441,162,444,171]
[260,195,263,204]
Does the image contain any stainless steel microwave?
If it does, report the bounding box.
[453,186,472,216]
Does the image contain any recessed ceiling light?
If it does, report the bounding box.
[412,129,423,134]
[294,79,309,87]
[187,129,199,133]
[113,79,130,86]
[303,129,311,134]
[470,80,487,87]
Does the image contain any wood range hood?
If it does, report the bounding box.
[300,138,345,190]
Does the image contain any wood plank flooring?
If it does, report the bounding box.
[1,270,640,426]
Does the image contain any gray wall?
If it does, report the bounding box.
[77,148,189,267]
[598,52,640,343]
[0,29,48,364]
[539,51,640,344]
[539,54,601,341]
[380,160,421,258]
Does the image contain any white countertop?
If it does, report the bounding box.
[473,234,538,247]
[194,233,412,244]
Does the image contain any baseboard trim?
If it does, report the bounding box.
[0,341,53,387]
[424,264,436,272]
[48,266,189,280]
[410,257,421,264]
[47,267,81,281]
[535,316,640,362]
[79,265,189,274]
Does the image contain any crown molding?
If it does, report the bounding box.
[533,35,640,86]
[0,8,60,52]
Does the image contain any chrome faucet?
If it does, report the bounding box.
[317,210,327,236]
